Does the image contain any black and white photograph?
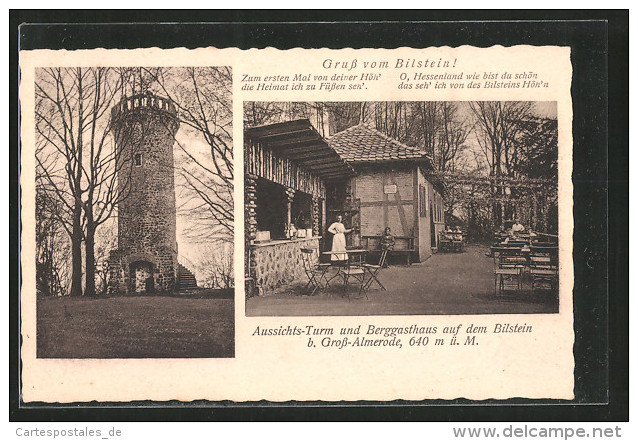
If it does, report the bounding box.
[12,13,623,424]
[34,66,234,358]
[244,101,559,316]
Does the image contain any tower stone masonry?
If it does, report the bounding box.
[108,92,180,294]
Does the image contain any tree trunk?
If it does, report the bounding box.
[85,224,96,297]
[70,68,84,297]
[70,211,83,297]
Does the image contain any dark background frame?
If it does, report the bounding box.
[10,10,628,421]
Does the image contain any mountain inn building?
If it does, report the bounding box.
[244,119,445,295]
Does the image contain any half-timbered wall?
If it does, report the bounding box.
[245,140,326,198]
[356,167,415,244]
[353,165,445,263]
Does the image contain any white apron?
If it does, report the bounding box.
[328,222,348,261]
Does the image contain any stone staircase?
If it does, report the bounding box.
[177,263,198,291]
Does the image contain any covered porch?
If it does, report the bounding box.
[244,119,353,295]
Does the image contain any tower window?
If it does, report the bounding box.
[134,153,142,167]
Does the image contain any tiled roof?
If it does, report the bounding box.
[327,124,433,165]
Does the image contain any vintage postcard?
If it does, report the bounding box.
[20,45,573,402]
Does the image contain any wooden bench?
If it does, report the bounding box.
[440,231,465,252]
[362,235,415,265]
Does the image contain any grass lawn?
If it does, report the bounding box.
[37,294,234,358]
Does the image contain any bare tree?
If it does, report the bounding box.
[244,101,287,127]
[145,67,233,242]
[437,102,470,172]
[35,183,72,296]
[35,67,89,297]
[35,67,138,296]
[468,101,533,178]
[195,243,234,289]
[411,102,441,159]
[467,101,533,225]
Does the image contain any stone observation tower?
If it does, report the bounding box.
[108,92,192,294]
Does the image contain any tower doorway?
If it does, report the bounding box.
[130,261,154,294]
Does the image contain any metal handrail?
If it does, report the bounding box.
[177,254,197,272]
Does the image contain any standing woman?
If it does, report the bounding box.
[328,215,354,263]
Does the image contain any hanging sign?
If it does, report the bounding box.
[383,184,397,194]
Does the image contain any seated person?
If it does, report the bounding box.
[380,227,395,251]
[380,227,394,267]
[511,221,525,233]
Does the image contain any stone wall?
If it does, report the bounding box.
[251,238,320,294]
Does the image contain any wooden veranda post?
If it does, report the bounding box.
[245,173,258,282]
[312,196,321,237]
[285,187,296,227]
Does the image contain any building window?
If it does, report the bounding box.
[419,185,427,217]
[433,192,441,223]
[134,153,142,167]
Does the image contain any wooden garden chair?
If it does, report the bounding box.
[300,248,331,296]
[362,248,388,291]
[341,256,368,300]
[493,247,525,296]
[530,247,558,293]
